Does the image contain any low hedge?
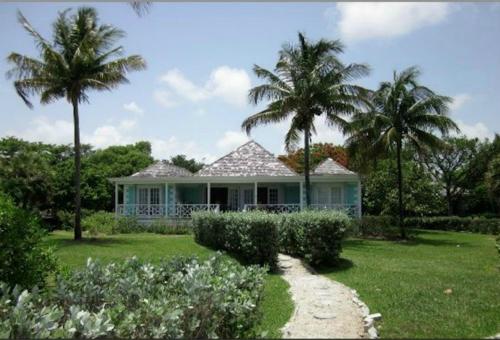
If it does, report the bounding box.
[0,255,266,338]
[405,216,499,234]
[192,211,279,269]
[80,212,191,236]
[279,210,350,266]
[358,215,499,239]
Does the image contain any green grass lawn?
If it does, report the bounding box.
[44,231,293,338]
[319,230,500,338]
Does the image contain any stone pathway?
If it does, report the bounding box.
[279,254,379,339]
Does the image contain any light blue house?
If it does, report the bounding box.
[110,141,361,221]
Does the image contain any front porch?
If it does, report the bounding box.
[115,181,361,219]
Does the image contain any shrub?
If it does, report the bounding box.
[0,194,58,288]
[82,211,116,237]
[358,215,403,239]
[279,210,350,266]
[149,218,191,235]
[404,216,499,234]
[192,211,279,269]
[114,215,142,233]
[0,255,266,338]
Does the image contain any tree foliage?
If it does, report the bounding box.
[278,143,349,174]
[169,154,204,173]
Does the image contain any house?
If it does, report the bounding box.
[110,140,361,221]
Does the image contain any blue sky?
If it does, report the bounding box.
[0,2,499,162]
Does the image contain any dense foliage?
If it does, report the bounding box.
[192,211,280,269]
[362,159,444,216]
[357,215,410,239]
[0,255,266,338]
[0,194,57,288]
[169,155,204,173]
[279,210,350,265]
[278,143,349,173]
[81,212,190,236]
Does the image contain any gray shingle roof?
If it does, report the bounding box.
[131,160,193,178]
[197,140,297,177]
[312,158,355,175]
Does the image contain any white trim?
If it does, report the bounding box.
[114,183,118,217]
[254,182,258,205]
[207,182,211,205]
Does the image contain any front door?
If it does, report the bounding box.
[211,187,228,210]
[257,187,268,204]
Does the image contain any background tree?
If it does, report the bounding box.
[242,32,369,206]
[418,136,479,215]
[278,143,349,174]
[7,7,146,240]
[486,155,500,213]
[170,155,205,173]
[346,66,458,238]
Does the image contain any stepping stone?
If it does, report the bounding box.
[313,311,336,319]
[280,263,293,269]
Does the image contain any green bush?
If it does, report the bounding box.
[279,210,349,266]
[0,254,266,338]
[149,218,191,235]
[192,211,279,269]
[405,216,499,234]
[82,211,116,237]
[114,215,142,233]
[56,209,92,231]
[358,215,402,239]
[0,194,58,288]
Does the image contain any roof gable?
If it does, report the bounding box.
[131,161,193,178]
[312,158,354,175]
[197,140,297,177]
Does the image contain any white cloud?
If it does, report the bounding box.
[455,120,494,140]
[449,93,471,112]
[151,136,216,163]
[333,3,450,42]
[6,116,74,145]
[123,101,144,115]
[157,66,251,108]
[216,130,250,152]
[153,90,177,108]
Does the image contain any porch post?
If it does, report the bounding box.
[207,182,211,205]
[254,182,258,205]
[115,182,118,217]
[299,181,303,210]
[357,180,362,218]
[165,183,169,217]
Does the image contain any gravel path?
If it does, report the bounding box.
[279,254,377,339]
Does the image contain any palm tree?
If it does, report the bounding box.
[346,66,458,238]
[242,32,370,206]
[7,7,146,240]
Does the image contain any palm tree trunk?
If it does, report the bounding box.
[396,139,405,239]
[304,127,311,207]
[72,97,82,241]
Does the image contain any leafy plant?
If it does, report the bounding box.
[0,194,57,288]
[81,211,116,237]
[0,255,266,338]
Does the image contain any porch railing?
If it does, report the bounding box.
[243,204,301,213]
[117,204,165,217]
[174,204,220,218]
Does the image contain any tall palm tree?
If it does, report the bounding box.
[346,66,458,238]
[242,32,370,206]
[7,7,146,240]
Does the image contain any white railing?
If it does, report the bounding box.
[117,204,165,217]
[243,204,301,213]
[175,204,220,218]
[308,204,359,217]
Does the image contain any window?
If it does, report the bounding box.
[331,187,342,205]
[138,188,148,205]
[229,189,239,209]
[243,189,254,205]
[269,188,278,204]
[150,188,160,205]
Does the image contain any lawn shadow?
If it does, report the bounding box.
[48,236,135,250]
[397,230,474,248]
[315,258,354,275]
